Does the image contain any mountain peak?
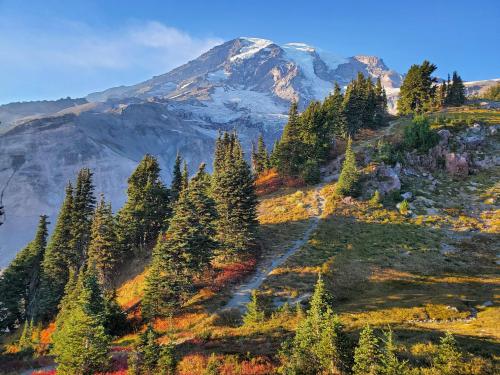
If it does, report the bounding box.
[230,37,275,61]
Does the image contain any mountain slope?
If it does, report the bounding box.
[0,37,407,267]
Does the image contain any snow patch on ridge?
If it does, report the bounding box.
[317,50,347,71]
[230,37,273,62]
[282,43,333,99]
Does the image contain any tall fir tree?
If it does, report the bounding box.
[273,101,306,176]
[212,132,258,261]
[87,195,119,289]
[251,134,270,175]
[432,332,463,375]
[0,215,48,329]
[143,180,216,318]
[117,154,170,255]
[335,138,360,197]
[446,71,466,107]
[435,81,448,109]
[323,82,347,138]
[37,183,75,322]
[181,161,189,191]
[343,73,367,135]
[170,153,183,204]
[243,290,265,326]
[374,77,388,127]
[52,267,110,375]
[352,325,380,375]
[379,328,409,375]
[397,60,437,114]
[281,275,349,374]
[69,168,96,269]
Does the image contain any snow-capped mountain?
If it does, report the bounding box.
[1,37,405,266]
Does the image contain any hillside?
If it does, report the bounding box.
[116,108,497,373]
[2,106,497,374]
[110,109,498,373]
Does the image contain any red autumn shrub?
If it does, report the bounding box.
[255,169,305,196]
[212,258,256,291]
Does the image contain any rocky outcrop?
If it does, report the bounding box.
[445,152,469,177]
[404,123,498,178]
[362,162,401,197]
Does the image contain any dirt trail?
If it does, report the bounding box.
[224,185,326,312]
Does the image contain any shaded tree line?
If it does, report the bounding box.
[271,74,388,183]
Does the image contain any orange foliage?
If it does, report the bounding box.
[211,258,257,291]
[40,322,56,345]
[177,354,275,375]
[177,354,208,375]
[255,169,304,196]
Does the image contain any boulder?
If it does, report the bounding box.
[437,129,452,145]
[401,191,413,200]
[362,163,401,198]
[445,152,469,177]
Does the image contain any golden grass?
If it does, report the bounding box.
[117,269,147,309]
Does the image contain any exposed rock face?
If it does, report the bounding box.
[363,162,401,197]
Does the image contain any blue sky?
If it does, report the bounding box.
[0,0,498,104]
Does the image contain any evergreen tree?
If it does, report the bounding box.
[335,138,360,197]
[374,77,388,127]
[53,268,79,333]
[323,83,348,138]
[87,195,119,288]
[281,275,349,374]
[38,183,74,322]
[343,74,367,135]
[403,115,438,152]
[435,81,448,109]
[170,153,183,204]
[432,332,463,375]
[139,324,161,373]
[446,71,466,107]
[189,163,217,241]
[181,161,189,191]
[300,100,329,162]
[273,101,306,176]
[0,215,48,329]
[352,325,379,375]
[252,134,270,175]
[157,343,176,375]
[103,290,128,336]
[379,328,409,375]
[143,182,216,318]
[212,132,258,261]
[117,155,170,255]
[69,168,96,269]
[52,267,110,375]
[243,290,265,326]
[397,60,437,115]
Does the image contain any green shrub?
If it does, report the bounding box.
[301,159,321,184]
[404,115,439,152]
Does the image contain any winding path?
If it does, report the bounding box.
[224,186,326,311]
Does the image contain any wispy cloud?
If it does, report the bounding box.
[0,19,222,70]
[0,17,223,102]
